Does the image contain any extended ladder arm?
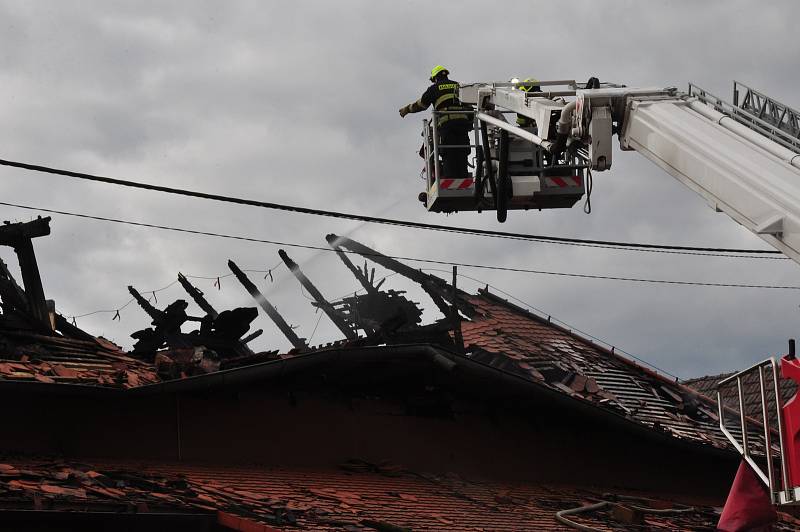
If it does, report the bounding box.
[462,80,800,265]
[619,93,800,265]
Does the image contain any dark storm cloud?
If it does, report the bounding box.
[0,0,798,379]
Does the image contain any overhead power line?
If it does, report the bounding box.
[1,200,797,291]
[0,157,783,256]
[65,266,283,320]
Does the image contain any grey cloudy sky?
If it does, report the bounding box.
[0,0,798,379]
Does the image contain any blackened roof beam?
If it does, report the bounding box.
[0,218,52,331]
[228,259,308,350]
[325,234,475,318]
[0,256,99,342]
[128,285,166,323]
[0,258,28,313]
[0,217,51,245]
[177,273,218,319]
[326,236,378,295]
[278,249,358,340]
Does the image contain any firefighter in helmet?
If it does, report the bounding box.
[399,65,473,179]
[515,77,541,129]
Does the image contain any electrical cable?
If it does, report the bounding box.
[68,279,181,319]
[0,200,785,260]
[0,157,784,256]
[307,312,324,343]
[65,267,282,321]
[583,167,593,214]
[3,201,797,293]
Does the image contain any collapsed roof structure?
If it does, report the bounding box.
[0,218,797,530]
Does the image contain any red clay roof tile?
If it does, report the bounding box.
[1,456,796,531]
[462,291,762,452]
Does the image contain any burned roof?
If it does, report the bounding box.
[461,291,736,449]
[0,220,770,455]
[3,456,799,531]
[0,218,794,530]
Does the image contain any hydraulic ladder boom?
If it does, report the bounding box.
[421,79,800,265]
[620,90,800,265]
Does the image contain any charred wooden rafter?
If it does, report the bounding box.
[325,234,475,318]
[0,258,29,315]
[228,260,308,350]
[0,217,53,330]
[0,257,98,341]
[177,273,218,319]
[278,249,357,340]
[0,225,98,342]
[327,236,379,295]
[330,290,423,337]
[240,329,264,344]
[128,286,166,322]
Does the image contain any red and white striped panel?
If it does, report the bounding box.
[543,176,582,188]
[439,178,474,190]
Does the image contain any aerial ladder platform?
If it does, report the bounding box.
[421,79,800,265]
[418,78,800,506]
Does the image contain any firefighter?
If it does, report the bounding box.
[399,65,473,179]
[515,78,541,129]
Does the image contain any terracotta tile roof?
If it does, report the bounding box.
[5,456,799,531]
[0,330,159,388]
[460,291,755,451]
[0,276,771,455]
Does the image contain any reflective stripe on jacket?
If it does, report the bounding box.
[426,80,470,127]
[400,77,473,128]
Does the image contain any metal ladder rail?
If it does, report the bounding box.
[734,81,800,140]
[717,358,790,504]
[424,111,481,185]
[621,96,800,265]
[689,83,800,153]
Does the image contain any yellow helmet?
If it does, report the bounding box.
[519,77,540,92]
[430,65,449,81]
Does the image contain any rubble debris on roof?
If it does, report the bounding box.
[685,370,797,429]
[327,233,476,320]
[3,456,798,531]
[129,274,261,362]
[0,331,159,388]
[332,290,423,338]
[0,218,160,388]
[127,270,281,378]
